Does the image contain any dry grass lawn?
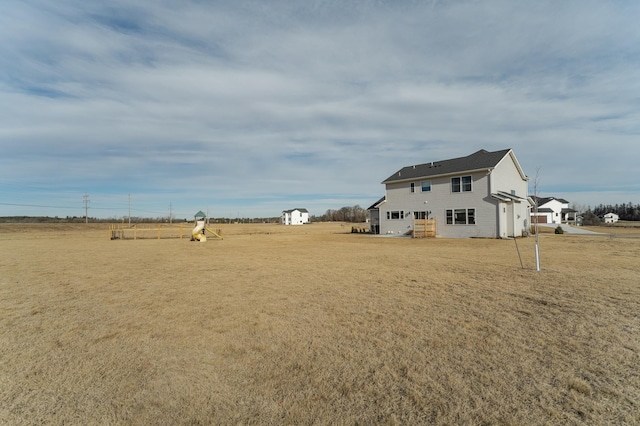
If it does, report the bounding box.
[1,222,639,425]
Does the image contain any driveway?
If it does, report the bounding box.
[537,223,603,235]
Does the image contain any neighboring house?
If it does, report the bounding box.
[530,196,578,224]
[375,148,531,238]
[282,208,309,225]
[367,196,386,234]
[604,212,619,224]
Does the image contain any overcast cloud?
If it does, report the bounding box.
[1,0,639,219]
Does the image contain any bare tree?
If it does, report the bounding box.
[533,167,541,272]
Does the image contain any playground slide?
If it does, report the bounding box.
[205,227,223,240]
[192,221,205,241]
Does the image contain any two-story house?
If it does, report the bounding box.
[373,149,531,238]
[530,196,578,224]
[282,208,309,225]
[603,212,619,224]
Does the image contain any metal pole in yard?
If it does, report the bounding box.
[514,238,524,269]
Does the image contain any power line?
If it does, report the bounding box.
[0,201,180,216]
[0,202,164,213]
[0,202,123,211]
[0,202,73,209]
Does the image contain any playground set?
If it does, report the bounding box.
[190,211,223,242]
[109,211,223,241]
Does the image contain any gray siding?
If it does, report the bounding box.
[490,153,530,237]
[380,172,498,238]
[379,151,530,238]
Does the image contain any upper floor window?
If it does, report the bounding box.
[452,176,472,193]
[410,182,415,193]
[421,180,431,192]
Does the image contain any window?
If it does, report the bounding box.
[454,209,466,224]
[446,208,475,225]
[387,211,404,220]
[414,211,427,219]
[462,176,472,192]
[410,182,415,193]
[452,177,460,192]
[452,176,472,193]
[421,180,431,192]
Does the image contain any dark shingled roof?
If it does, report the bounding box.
[531,196,570,206]
[382,149,512,184]
[367,196,386,211]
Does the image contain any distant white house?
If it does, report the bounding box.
[604,212,619,224]
[282,208,309,225]
[530,196,578,224]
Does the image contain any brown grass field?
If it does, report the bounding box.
[1,222,639,425]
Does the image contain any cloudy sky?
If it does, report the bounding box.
[1,0,638,219]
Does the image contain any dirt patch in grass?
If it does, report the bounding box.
[1,223,639,424]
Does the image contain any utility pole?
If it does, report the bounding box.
[169,202,173,224]
[128,194,131,227]
[83,193,90,224]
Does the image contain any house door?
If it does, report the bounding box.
[497,203,510,238]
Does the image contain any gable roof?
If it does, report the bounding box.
[382,149,513,184]
[283,208,309,213]
[490,191,528,203]
[367,196,386,210]
[531,196,570,207]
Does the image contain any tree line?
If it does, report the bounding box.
[314,205,368,223]
[8,201,637,225]
[585,203,640,223]
[574,202,639,225]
